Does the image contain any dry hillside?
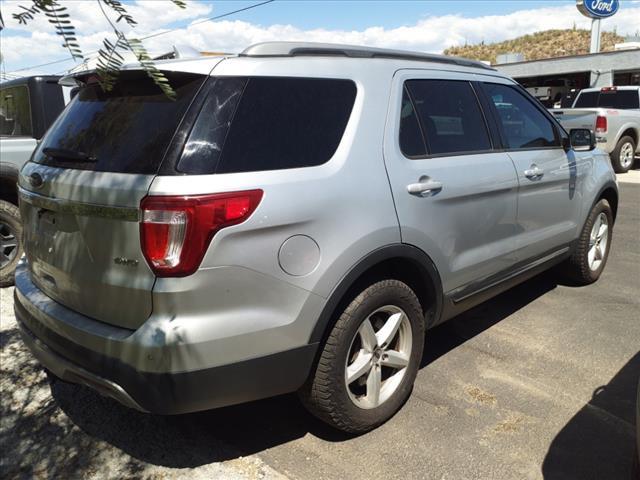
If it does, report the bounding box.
[444,29,625,64]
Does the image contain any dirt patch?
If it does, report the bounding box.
[466,386,497,406]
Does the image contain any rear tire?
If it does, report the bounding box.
[0,200,23,288]
[611,135,636,174]
[560,199,613,285]
[300,280,425,433]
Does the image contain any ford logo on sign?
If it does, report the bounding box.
[576,0,619,18]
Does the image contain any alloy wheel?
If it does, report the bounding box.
[0,221,18,269]
[345,305,412,409]
[588,212,608,271]
[620,142,635,169]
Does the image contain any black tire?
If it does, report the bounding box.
[300,279,425,433]
[560,199,613,285]
[611,135,636,174]
[0,200,23,288]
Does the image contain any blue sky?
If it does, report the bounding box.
[1,0,639,76]
[187,1,580,30]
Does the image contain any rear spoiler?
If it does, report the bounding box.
[59,70,97,87]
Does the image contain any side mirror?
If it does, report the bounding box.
[568,128,596,152]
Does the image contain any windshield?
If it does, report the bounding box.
[574,90,640,109]
[32,71,205,173]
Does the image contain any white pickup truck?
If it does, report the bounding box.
[551,86,640,173]
[0,76,70,286]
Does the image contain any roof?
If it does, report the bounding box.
[241,42,495,71]
[0,75,61,88]
[579,85,640,92]
[61,41,497,85]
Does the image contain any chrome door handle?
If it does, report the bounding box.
[407,177,443,196]
[524,165,544,180]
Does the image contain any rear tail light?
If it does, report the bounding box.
[595,115,607,134]
[600,86,617,92]
[140,190,263,277]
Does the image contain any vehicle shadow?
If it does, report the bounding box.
[541,352,639,480]
[43,271,561,469]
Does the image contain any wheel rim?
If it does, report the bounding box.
[0,221,19,269]
[620,142,634,169]
[588,213,608,271]
[345,305,412,409]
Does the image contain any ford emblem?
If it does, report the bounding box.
[576,0,620,19]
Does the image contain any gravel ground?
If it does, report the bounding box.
[0,287,286,480]
[1,182,638,480]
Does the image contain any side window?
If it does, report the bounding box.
[399,87,427,157]
[177,77,247,174]
[0,86,32,137]
[483,83,559,149]
[404,79,491,156]
[216,77,356,174]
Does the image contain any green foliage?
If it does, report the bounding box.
[11,0,189,98]
[444,29,626,64]
[13,0,82,60]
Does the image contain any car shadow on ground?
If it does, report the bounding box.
[37,271,561,469]
[542,352,639,480]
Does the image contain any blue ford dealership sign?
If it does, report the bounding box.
[576,0,620,18]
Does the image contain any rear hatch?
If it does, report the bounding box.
[18,71,207,329]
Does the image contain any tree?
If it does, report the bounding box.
[6,0,187,98]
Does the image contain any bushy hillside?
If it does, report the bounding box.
[444,29,625,64]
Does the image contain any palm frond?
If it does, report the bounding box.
[13,0,82,60]
[101,0,137,27]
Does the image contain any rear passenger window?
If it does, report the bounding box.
[179,77,357,174]
[482,83,559,149]
[404,79,491,156]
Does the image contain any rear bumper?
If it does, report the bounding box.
[14,267,319,414]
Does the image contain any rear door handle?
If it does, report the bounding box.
[407,177,443,197]
[524,165,544,180]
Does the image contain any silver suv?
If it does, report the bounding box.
[14,42,618,433]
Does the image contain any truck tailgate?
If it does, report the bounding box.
[550,108,597,131]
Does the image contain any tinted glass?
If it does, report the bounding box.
[212,77,356,173]
[177,77,246,174]
[573,91,599,108]
[576,90,640,110]
[33,72,204,173]
[0,85,32,137]
[399,88,427,157]
[483,83,558,149]
[405,80,491,155]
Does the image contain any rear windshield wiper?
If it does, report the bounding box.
[42,147,96,162]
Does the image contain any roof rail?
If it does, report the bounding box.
[240,42,495,71]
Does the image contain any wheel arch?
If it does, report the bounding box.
[308,244,443,345]
[595,181,619,223]
[614,125,638,148]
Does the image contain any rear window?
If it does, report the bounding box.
[574,90,640,109]
[177,76,357,174]
[0,85,32,137]
[32,72,205,173]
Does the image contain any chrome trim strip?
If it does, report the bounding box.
[18,187,140,222]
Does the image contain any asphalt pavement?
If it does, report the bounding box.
[1,180,638,480]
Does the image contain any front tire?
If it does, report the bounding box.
[611,135,636,174]
[300,280,425,433]
[561,199,613,285]
[0,200,23,287]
